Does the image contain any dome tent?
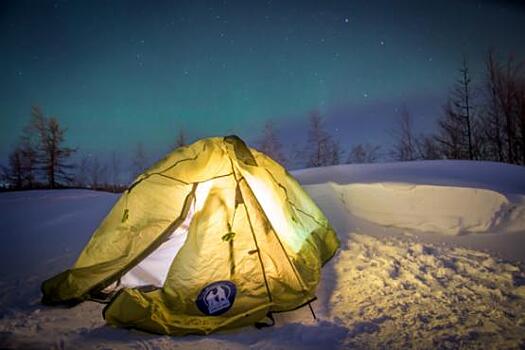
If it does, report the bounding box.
[41,136,340,335]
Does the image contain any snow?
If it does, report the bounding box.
[1,160,525,348]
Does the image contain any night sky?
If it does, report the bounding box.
[1,0,525,168]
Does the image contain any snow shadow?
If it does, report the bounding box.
[75,320,349,349]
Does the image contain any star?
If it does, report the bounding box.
[344,17,350,23]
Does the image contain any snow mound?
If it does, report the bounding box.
[314,182,525,235]
[295,161,525,236]
[327,233,525,349]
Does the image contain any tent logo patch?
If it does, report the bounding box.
[196,281,236,316]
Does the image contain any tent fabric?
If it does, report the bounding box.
[41,136,340,335]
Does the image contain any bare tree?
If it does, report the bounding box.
[88,156,107,189]
[258,120,286,165]
[479,51,505,162]
[390,105,417,161]
[75,154,108,189]
[435,101,467,159]
[172,129,188,150]
[416,134,440,160]
[2,147,24,189]
[167,129,189,153]
[498,55,525,164]
[75,154,90,187]
[2,140,40,189]
[28,106,76,188]
[306,110,340,167]
[347,143,381,163]
[110,151,122,190]
[518,78,525,164]
[328,139,342,165]
[45,117,76,187]
[131,142,148,178]
[459,57,475,160]
[499,56,520,163]
[16,106,44,186]
[435,58,477,160]
[19,141,38,188]
[477,51,525,164]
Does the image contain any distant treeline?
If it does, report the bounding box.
[1,106,76,190]
[2,50,524,192]
[261,50,525,167]
[389,50,525,165]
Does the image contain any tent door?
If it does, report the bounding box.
[104,197,196,293]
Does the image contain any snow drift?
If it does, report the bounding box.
[306,182,525,235]
[295,160,525,236]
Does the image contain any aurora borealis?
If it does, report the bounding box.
[1,0,525,168]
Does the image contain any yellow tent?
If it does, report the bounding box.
[41,136,339,335]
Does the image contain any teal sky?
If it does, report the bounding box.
[1,0,525,167]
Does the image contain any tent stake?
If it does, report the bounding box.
[308,302,317,320]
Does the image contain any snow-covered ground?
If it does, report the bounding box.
[1,160,525,349]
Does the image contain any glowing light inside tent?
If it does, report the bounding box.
[194,180,214,213]
[245,175,309,253]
